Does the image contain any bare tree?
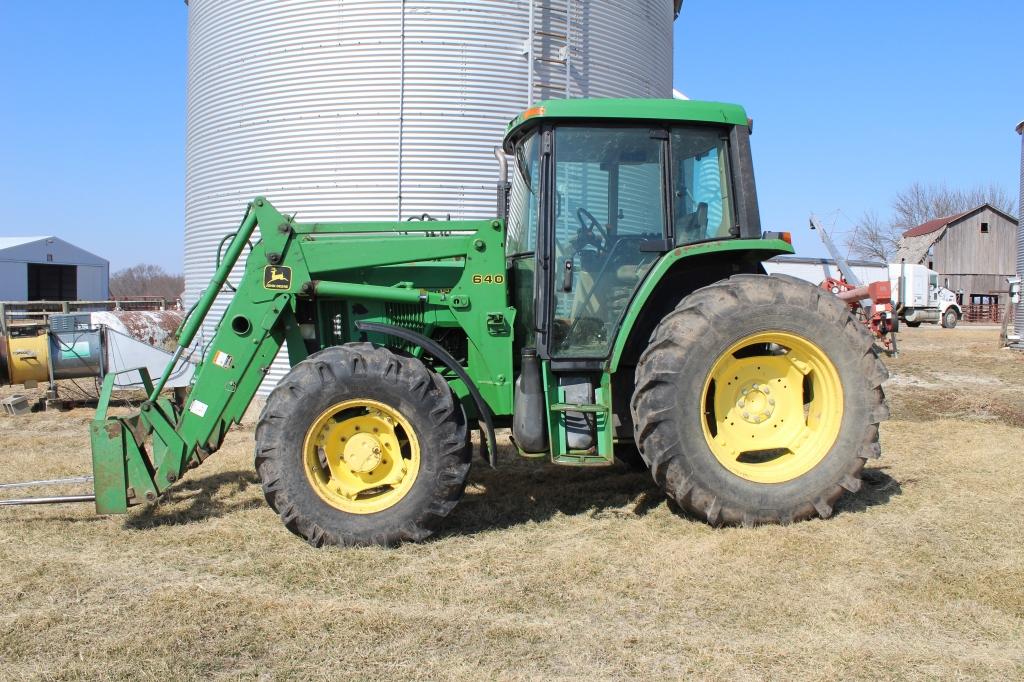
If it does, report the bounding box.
[846,210,900,261]
[891,182,1015,230]
[109,264,184,300]
[846,182,1016,262]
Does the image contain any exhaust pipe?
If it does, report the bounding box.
[494,147,511,220]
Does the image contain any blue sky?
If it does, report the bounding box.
[1,1,1021,271]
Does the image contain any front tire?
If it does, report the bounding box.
[255,343,471,546]
[942,308,959,329]
[631,275,889,526]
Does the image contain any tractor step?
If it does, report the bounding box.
[549,402,608,413]
[542,366,616,466]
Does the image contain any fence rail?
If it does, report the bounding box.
[963,303,1013,324]
[0,298,183,331]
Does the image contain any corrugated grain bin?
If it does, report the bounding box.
[184,0,680,392]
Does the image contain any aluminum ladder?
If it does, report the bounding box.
[526,0,577,103]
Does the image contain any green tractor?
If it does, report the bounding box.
[90,98,888,546]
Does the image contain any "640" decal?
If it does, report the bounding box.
[471,274,505,284]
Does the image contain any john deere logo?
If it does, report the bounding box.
[263,266,292,290]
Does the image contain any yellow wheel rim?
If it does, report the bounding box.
[701,331,843,484]
[303,399,420,514]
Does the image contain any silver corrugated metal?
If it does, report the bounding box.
[1017,120,1023,336]
[185,0,676,392]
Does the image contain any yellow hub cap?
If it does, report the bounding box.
[303,399,420,514]
[701,331,843,484]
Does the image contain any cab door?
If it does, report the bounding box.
[506,129,544,357]
[541,126,668,361]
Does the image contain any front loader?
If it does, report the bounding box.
[80,99,887,546]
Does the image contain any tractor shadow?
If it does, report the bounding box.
[122,469,262,529]
[118,457,902,534]
[833,466,903,515]
[442,454,904,537]
[441,454,664,537]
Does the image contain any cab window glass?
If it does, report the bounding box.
[507,132,539,255]
[671,127,734,244]
[550,127,664,358]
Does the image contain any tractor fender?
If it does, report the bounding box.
[354,321,498,468]
[608,239,792,374]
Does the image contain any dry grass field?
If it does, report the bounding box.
[1,326,1022,680]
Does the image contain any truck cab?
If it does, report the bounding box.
[889,263,962,328]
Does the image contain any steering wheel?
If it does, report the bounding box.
[575,207,608,252]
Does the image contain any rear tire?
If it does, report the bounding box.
[255,343,471,546]
[631,274,889,526]
[905,320,922,328]
[942,308,959,329]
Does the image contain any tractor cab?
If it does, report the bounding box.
[501,99,763,362]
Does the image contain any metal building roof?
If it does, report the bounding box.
[901,212,968,238]
[902,203,1018,238]
[0,236,54,251]
[0,236,108,266]
[769,255,887,268]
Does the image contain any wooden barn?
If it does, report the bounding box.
[896,204,1018,318]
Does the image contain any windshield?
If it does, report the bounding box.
[507,132,539,256]
[671,126,734,243]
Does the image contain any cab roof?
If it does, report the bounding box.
[503,98,750,150]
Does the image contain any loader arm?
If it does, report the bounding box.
[91,199,300,512]
[90,197,513,513]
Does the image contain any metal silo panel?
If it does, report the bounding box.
[185,0,405,390]
[184,0,677,395]
[399,0,530,220]
[572,0,674,98]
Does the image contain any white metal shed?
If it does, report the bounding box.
[0,236,109,301]
[763,256,889,287]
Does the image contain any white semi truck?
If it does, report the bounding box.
[890,263,962,329]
